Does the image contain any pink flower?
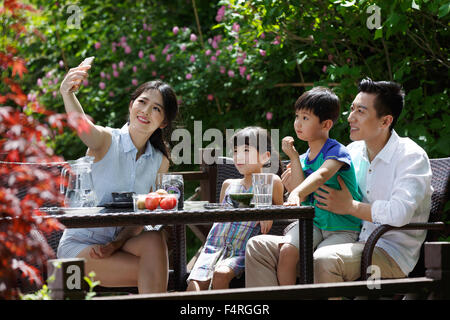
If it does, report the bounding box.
[138,50,144,59]
[186,73,192,80]
[190,33,197,42]
[119,61,125,69]
[100,71,105,78]
[112,63,117,69]
[266,112,273,121]
[132,66,137,73]
[109,91,115,97]
[37,78,43,86]
[172,26,179,35]
[146,36,152,43]
[215,50,221,56]
[180,44,186,51]
[239,66,246,77]
[83,79,89,86]
[59,60,64,68]
[216,6,225,22]
[232,22,240,33]
[132,79,138,86]
[94,42,101,50]
[166,54,172,62]
[272,36,281,45]
[189,55,196,63]
[106,74,111,80]
[322,65,327,73]
[211,56,217,63]
[149,54,156,62]
[207,94,214,101]
[220,66,226,74]
[152,71,157,77]
[113,70,119,78]
[246,74,251,81]
[212,41,218,49]
[124,46,132,54]
[260,32,266,39]
[236,56,244,65]
[259,49,266,57]
[120,36,127,43]
[228,70,235,78]
[143,23,147,30]
[227,45,233,51]
[162,45,170,55]
[205,49,212,56]
[99,82,106,90]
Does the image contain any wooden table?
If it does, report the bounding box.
[43,205,315,289]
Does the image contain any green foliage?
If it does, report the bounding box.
[19,0,448,164]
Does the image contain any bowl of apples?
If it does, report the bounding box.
[133,189,178,212]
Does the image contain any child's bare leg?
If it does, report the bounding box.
[186,279,211,291]
[211,265,235,289]
[277,243,299,285]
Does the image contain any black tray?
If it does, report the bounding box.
[103,202,133,208]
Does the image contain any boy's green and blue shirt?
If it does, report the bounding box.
[300,138,362,231]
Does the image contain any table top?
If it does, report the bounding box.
[40,205,315,228]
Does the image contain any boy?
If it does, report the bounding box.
[277,86,362,285]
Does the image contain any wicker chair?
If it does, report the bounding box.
[277,157,449,287]
[360,157,449,281]
[1,161,181,295]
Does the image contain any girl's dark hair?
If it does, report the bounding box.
[358,77,404,131]
[230,126,283,177]
[129,80,178,160]
[295,86,340,124]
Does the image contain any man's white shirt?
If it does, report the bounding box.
[348,130,433,275]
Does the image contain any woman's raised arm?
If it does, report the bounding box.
[59,59,111,153]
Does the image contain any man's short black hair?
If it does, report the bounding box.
[294,87,340,124]
[358,77,405,130]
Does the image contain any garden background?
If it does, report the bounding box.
[1,0,449,288]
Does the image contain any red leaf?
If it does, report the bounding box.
[11,58,27,79]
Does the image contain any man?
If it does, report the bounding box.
[245,78,432,286]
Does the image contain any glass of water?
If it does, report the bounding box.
[252,173,274,207]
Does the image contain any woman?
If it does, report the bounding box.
[57,61,178,293]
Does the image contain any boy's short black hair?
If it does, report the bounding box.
[357,77,404,131]
[294,87,340,124]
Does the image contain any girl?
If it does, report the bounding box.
[57,60,178,293]
[186,127,284,291]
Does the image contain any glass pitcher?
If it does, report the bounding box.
[60,156,98,207]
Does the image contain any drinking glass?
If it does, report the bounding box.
[252,173,274,207]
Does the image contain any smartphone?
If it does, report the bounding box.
[70,56,95,92]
